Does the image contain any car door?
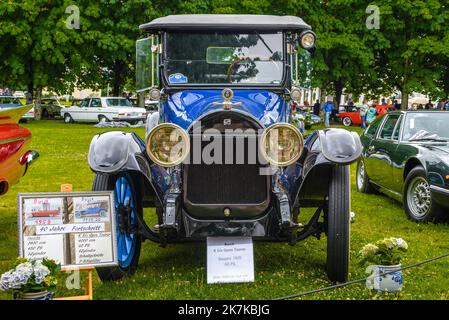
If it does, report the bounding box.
[73,98,90,121]
[364,114,401,189]
[89,98,102,121]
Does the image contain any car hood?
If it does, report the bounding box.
[161,90,287,129]
[423,144,449,162]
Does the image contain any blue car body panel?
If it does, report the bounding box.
[160,90,290,129]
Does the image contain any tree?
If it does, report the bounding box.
[369,0,449,109]
[0,0,85,101]
[77,0,156,96]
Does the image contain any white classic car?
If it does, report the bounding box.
[61,97,147,124]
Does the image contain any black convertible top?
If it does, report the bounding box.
[140,14,311,32]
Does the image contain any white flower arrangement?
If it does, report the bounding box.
[0,258,59,294]
[358,237,408,266]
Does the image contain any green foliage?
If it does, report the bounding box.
[1,257,61,294]
[1,1,449,101]
[358,237,408,266]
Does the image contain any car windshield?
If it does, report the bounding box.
[403,113,449,141]
[165,31,284,85]
[106,98,133,107]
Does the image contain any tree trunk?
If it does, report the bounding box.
[34,87,42,120]
[333,80,343,109]
[112,61,124,97]
[401,89,409,111]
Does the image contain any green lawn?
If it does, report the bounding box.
[1,120,449,300]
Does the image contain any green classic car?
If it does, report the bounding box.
[357,111,449,222]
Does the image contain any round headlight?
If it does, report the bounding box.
[146,123,190,167]
[300,31,316,49]
[260,123,304,167]
[291,87,301,102]
[149,88,161,101]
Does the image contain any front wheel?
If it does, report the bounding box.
[403,166,444,222]
[325,165,350,283]
[92,172,142,281]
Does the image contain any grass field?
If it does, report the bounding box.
[1,120,449,300]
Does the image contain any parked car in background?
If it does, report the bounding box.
[129,97,159,114]
[0,105,39,195]
[21,107,35,122]
[357,111,449,222]
[61,97,147,124]
[0,96,34,122]
[0,96,22,110]
[13,91,25,98]
[36,98,65,119]
[339,105,395,127]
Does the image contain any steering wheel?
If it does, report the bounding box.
[226,57,246,83]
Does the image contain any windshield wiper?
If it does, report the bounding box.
[408,137,448,142]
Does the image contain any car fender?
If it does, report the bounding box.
[318,128,362,165]
[292,129,361,207]
[88,131,165,205]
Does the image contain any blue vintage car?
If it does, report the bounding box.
[88,14,362,282]
[76,206,107,218]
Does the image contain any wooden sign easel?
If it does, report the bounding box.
[54,266,94,300]
[54,184,94,300]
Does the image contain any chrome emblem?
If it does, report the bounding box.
[222,88,234,101]
[223,119,232,126]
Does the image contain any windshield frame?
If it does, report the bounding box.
[401,111,449,142]
[161,30,290,90]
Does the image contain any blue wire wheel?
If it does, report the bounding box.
[114,174,138,268]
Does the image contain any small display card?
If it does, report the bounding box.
[207,237,255,284]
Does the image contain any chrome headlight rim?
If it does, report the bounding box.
[149,87,161,101]
[299,31,316,49]
[146,123,190,167]
[290,86,301,102]
[260,123,304,167]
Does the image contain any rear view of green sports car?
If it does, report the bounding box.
[357,111,449,222]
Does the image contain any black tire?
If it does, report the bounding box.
[356,159,375,194]
[326,165,350,283]
[64,113,73,123]
[403,166,445,222]
[42,109,49,119]
[98,115,109,123]
[92,173,142,281]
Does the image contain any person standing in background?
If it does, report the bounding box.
[359,100,368,129]
[365,103,377,125]
[322,98,334,128]
[393,99,401,110]
[313,99,321,116]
